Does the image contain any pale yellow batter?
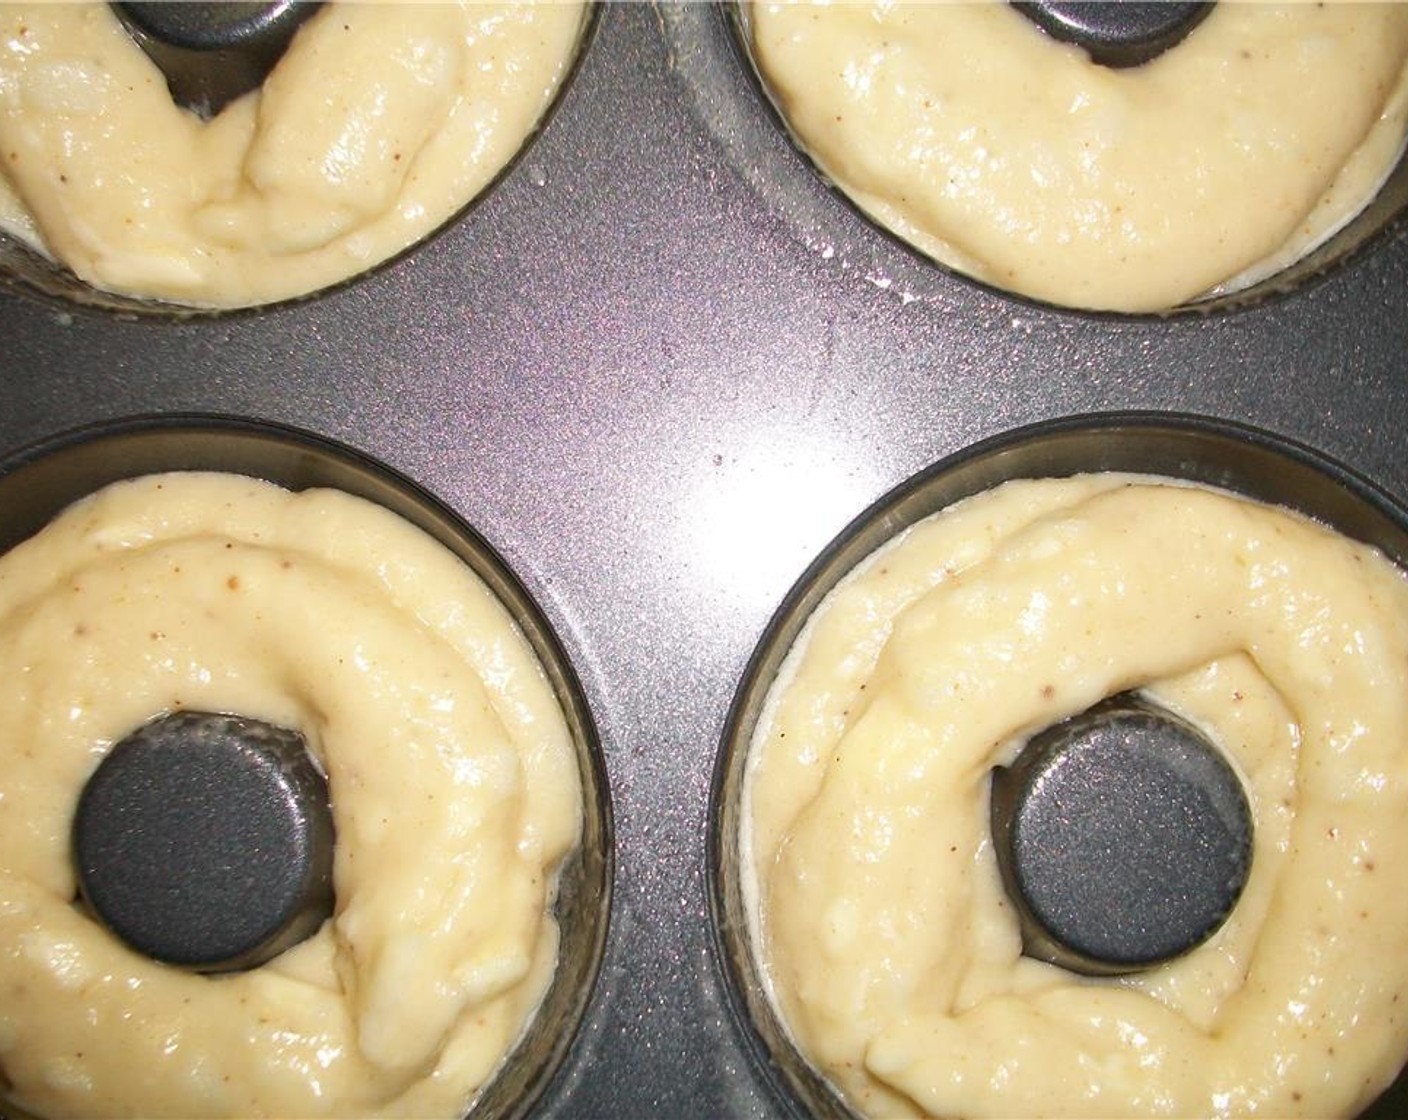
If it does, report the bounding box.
[0,472,583,1118]
[0,3,584,307]
[748,2,1408,312]
[743,474,1408,1117]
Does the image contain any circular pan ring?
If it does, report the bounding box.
[0,412,614,1120]
[708,411,1408,1120]
[724,3,1408,319]
[0,3,601,318]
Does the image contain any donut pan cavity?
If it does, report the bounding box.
[723,2,1408,316]
[2,5,1408,1118]
[710,414,1408,1120]
[0,414,613,1120]
[0,5,600,314]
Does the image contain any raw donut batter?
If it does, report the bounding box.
[743,474,1408,1117]
[0,472,582,1118]
[0,2,584,307]
[747,2,1408,311]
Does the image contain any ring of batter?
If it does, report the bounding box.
[0,2,587,307]
[744,475,1408,1118]
[0,472,582,1119]
[746,2,1408,311]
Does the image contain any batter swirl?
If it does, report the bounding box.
[0,472,581,1118]
[0,3,584,307]
[748,2,1408,311]
[744,475,1408,1117]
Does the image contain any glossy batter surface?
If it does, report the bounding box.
[744,475,1408,1117]
[0,2,583,307]
[749,2,1408,311]
[0,473,581,1118]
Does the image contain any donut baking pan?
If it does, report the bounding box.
[2,4,1408,1118]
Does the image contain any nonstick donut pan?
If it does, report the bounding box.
[2,5,1407,1118]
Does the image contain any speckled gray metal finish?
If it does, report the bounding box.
[1,4,1406,1118]
[990,692,1254,976]
[74,710,336,973]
